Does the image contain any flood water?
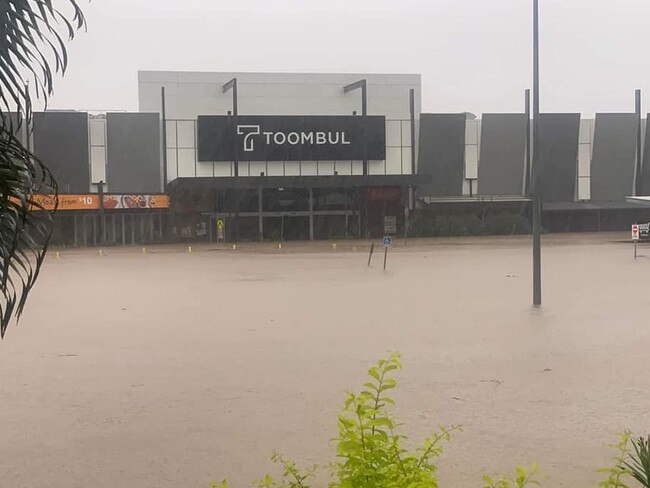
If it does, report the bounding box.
[1,234,648,487]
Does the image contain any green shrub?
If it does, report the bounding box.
[212,353,538,487]
[599,431,650,488]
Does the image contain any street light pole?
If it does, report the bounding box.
[222,78,239,177]
[343,79,368,175]
[532,0,542,307]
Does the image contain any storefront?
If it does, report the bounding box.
[36,194,170,246]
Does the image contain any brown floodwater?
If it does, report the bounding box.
[0,234,648,487]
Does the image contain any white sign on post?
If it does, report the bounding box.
[384,216,397,234]
[632,224,640,241]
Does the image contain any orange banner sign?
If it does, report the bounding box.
[28,194,169,211]
[29,194,98,211]
[102,194,170,210]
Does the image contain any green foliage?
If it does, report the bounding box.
[599,431,632,488]
[409,208,532,238]
[482,464,540,488]
[599,431,650,488]
[212,353,539,488]
[330,352,460,488]
[622,435,650,488]
[0,0,86,337]
[255,452,315,488]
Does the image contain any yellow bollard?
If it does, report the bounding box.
[278,243,282,250]
[232,244,237,250]
[55,251,61,260]
[353,246,357,252]
[142,247,146,254]
[333,243,337,250]
[188,245,192,253]
[98,249,104,257]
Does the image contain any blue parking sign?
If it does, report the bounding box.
[383,235,393,247]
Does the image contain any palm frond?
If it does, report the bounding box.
[622,436,650,488]
[0,0,86,337]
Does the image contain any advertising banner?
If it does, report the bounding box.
[27,194,169,211]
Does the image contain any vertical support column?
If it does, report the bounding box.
[258,187,264,241]
[344,187,349,238]
[362,82,368,176]
[409,88,416,175]
[83,215,88,247]
[112,214,117,244]
[161,87,168,193]
[93,215,97,247]
[74,215,79,247]
[309,187,314,241]
[121,214,126,245]
[97,180,106,245]
[635,89,642,196]
[140,215,145,244]
[131,214,135,244]
[524,89,532,195]
[149,214,154,243]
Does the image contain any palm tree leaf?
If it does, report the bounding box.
[0,0,85,337]
[622,436,650,488]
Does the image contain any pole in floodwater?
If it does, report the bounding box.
[367,242,375,266]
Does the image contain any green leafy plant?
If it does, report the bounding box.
[599,431,632,488]
[482,464,540,488]
[622,435,650,488]
[256,452,315,488]
[212,353,540,488]
[330,352,460,488]
[599,431,650,488]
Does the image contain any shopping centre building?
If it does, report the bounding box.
[26,71,650,245]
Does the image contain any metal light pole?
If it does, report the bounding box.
[222,78,239,177]
[343,79,368,175]
[532,0,542,307]
[635,89,642,196]
[223,77,240,241]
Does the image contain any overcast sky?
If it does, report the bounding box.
[48,0,650,116]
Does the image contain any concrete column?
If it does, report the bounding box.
[74,215,78,247]
[121,214,126,245]
[309,188,314,241]
[258,187,264,241]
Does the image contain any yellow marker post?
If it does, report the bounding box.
[142,247,146,254]
[333,243,337,250]
[232,244,237,250]
[278,243,282,250]
[188,245,192,253]
[98,249,104,257]
[55,251,61,260]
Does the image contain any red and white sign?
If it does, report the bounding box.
[632,224,640,241]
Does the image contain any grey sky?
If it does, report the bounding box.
[49,0,650,116]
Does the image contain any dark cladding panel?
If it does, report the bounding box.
[417,114,465,196]
[537,113,580,202]
[106,113,161,193]
[33,112,90,193]
[641,114,650,194]
[591,113,637,202]
[478,114,526,195]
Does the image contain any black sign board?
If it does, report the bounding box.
[197,115,386,162]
